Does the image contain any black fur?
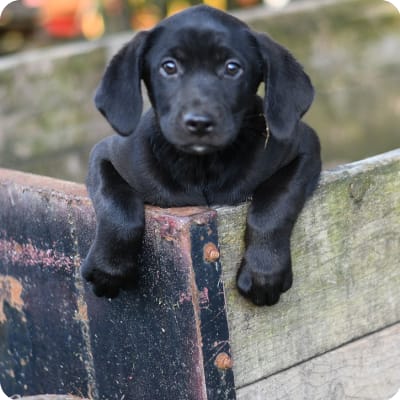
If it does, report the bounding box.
[82,6,321,306]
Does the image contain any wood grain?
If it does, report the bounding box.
[237,323,400,400]
[216,149,400,388]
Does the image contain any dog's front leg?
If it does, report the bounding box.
[81,140,145,298]
[237,129,321,306]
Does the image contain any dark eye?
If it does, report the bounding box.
[161,60,178,76]
[224,61,242,77]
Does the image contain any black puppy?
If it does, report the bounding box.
[82,6,321,306]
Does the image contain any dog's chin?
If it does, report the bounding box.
[178,144,220,155]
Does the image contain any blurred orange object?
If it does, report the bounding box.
[131,6,161,30]
[81,7,105,38]
[235,0,259,7]
[28,0,100,38]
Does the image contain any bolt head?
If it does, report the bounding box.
[203,242,220,262]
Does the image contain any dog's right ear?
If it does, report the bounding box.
[94,31,149,136]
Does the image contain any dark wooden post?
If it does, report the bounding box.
[79,206,236,400]
[0,169,235,400]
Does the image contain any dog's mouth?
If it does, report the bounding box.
[179,144,218,155]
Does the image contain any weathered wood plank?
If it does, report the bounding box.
[80,207,235,400]
[237,323,400,400]
[1,149,399,397]
[0,169,235,399]
[0,170,94,397]
[216,149,400,388]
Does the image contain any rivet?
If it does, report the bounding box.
[214,352,233,370]
[203,242,220,262]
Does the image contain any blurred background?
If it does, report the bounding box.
[0,0,399,181]
[0,0,303,50]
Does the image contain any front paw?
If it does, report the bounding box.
[236,251,293,306]
[81,249,137,298]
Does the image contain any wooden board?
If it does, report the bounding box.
[0,169,235,399]
[237,323,400,400]
[216,149,400,388]
[1,148,399,398]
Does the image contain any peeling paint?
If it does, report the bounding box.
[199,288,210,309]
[156,217,182,241]
[0,274,25,323]
[179,291,192,304]
[0,238,78,272]
[75,296,89,323]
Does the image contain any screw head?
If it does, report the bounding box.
[203,242,220,263]
[214,352,233,370]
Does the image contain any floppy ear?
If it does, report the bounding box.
[254,32,314,142]
[94,31,149,136]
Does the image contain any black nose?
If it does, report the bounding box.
[183,113,214,135]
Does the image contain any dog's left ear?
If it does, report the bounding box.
[254,32,314,143]
[94,31,149,136]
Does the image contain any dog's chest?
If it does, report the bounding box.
[140,159,255,207]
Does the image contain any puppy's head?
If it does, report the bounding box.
[95,6,314,152]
